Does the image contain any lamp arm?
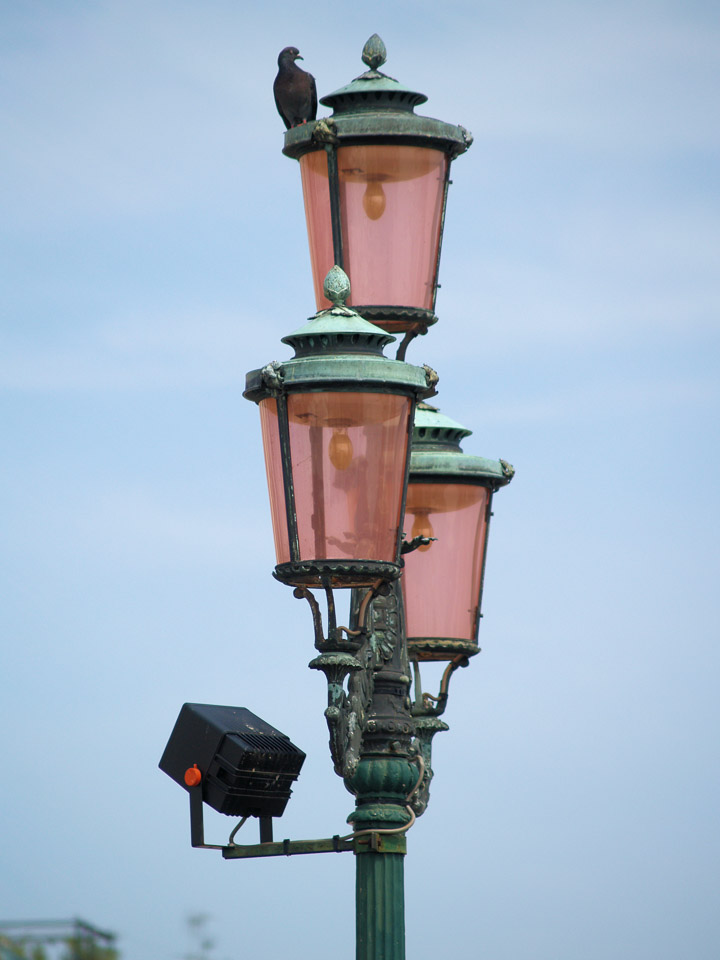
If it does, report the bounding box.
[405,657,468,814]
[293,586,325,647]
[411,656,469,717]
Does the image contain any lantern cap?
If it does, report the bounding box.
[243,270,437,404]
[412,402,472,451]
[320,35,428,114]
[281,266,396,358]
[282,36,473,161]
[410,403,515,488]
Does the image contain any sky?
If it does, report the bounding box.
[1,1,719,959]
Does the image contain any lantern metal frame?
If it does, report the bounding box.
[281,35,473,350]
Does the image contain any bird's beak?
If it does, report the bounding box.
[295,54,304,60]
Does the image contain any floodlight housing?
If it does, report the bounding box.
[159,703,305,819]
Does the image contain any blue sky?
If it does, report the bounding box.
[1,2,719,959]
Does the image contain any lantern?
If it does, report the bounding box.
[244,267,436,589]
[282,35,473,340]
[402,404,514,661]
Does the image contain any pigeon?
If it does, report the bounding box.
[274,46,317,129]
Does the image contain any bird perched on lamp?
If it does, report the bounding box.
[273,46,317,129]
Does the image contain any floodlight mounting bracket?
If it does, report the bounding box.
[186,783,406,859]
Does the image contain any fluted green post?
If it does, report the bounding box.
[355,842,406,959]
[348,759,415,960]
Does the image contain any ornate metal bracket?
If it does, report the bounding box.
[301,577,463,821]
[400,534,435,555]
[304,581,414,784]
[298,580,383,779]
[411,657,469,718]
[403,657,471,814]
[293,579,381,653]
[407,717,449,816]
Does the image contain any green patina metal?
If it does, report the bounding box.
[355,847,405,960]
[220,831,405,861]
[243,270,434,402]
[222,836,355,859]
[407,716,449,817]
[345,583,415,960]
[410,403,515,487]
[347,758,419,811]
[282,35,472,161]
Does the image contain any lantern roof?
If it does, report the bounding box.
[282,36,473,161]
[410,403,515,488]
[412,402,472,450]
[244,268,438,404]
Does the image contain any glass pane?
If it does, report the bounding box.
[300,146,447,313]
[287,391,411,563]
[259,398,291,565]
[339,145,447,310]
[403,482,490,641]
[299,151,334,311]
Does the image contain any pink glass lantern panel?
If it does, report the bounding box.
[259,398,291,564]
[287,391,411,564]
[403,482,490,641]
[300,151,335,314]
[300,146,448,312]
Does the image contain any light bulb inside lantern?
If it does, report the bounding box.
[411,512,434,551]
[328,428,353,470]
[362,180,387,220]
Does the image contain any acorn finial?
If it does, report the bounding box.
[361,34,387,72]
[323,265,351,306]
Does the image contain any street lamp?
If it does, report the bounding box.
[404,403,515,664]
[243,265,436,591]
[403,404,514,774]
[161,35,512,960]
[250,37,512,960]
[282,34,473,349]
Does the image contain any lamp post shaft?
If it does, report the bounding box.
[356,849,405,960]
[345,582,417,960]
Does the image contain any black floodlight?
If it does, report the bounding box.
[160,704,305,838]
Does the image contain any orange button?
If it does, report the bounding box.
[184,764,202,787]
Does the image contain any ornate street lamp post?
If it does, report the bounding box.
[245,268,437,958]
[161,34,513,960]
[250,37,512,959]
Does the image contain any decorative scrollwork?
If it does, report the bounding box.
[367,586,400,664]
[422,363,439,397]
[400,535,435,555]
[260,360,284,394]
[309,650,368,779]
[459,125,474,149]
[311,117,339,145]
[408,717,449,816]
